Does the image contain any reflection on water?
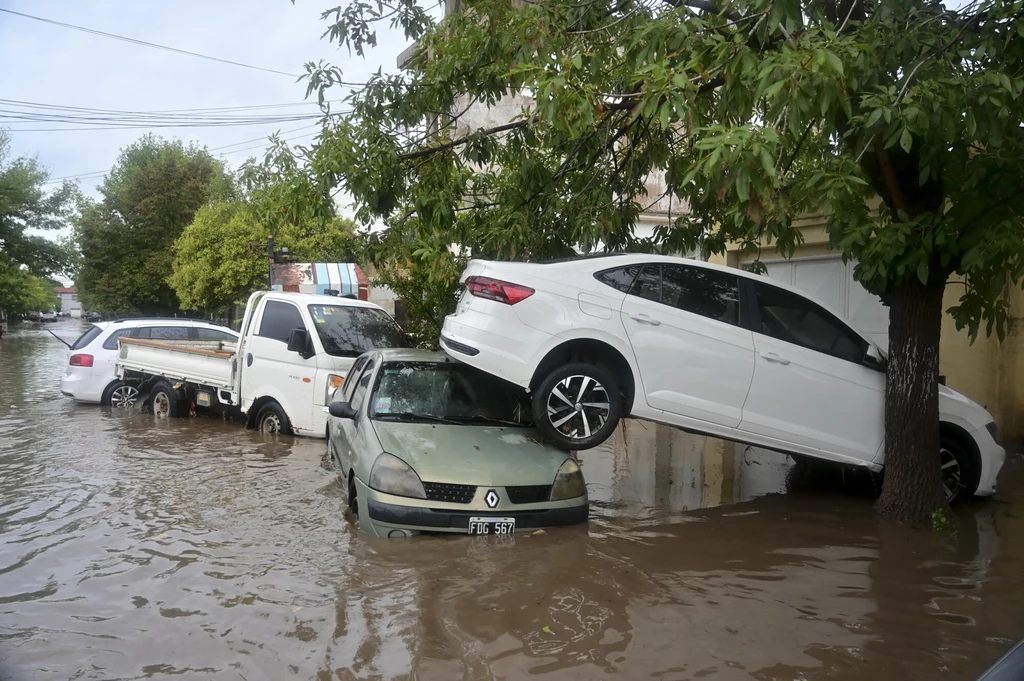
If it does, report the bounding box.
[1,321,1022,680]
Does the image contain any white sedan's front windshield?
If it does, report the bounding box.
[370,362,533,427]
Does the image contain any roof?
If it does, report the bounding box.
[260,290,385,310]
[53,287,77,294]
[468,252,863,323]
[270,262,367,297]
[108,318,238,331]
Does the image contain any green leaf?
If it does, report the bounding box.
[571,54,582,69]
[899,128,913,153]
[735,171,750,201]
[917,260,929,285]
[758,147,776,177]
[824,51,844,77]
[542,626,554,635]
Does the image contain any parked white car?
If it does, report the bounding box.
[440,254,1006,503]
[60,319,239,407]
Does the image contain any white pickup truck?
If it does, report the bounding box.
[115,290,406,438]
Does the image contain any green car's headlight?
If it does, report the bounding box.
[369,453,426,499]
[550,458,586,501]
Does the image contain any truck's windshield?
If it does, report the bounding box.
[307,305,406,357]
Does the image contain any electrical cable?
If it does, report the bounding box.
[0,7,301,78]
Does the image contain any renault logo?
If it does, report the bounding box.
[484,489,500,508]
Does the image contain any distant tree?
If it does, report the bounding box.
[169,197,359,314]
[76,135,234,315]
[0,129,78,315]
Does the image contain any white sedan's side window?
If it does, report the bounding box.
[754,284,867,363]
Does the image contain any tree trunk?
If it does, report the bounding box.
[875,276,948,522]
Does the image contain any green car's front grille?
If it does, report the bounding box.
[423,482,477,504]
[506,485,551,504]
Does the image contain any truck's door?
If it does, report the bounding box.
[240,298,318,434]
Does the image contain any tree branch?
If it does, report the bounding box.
[663,0,742,23]
[399,120,527,161]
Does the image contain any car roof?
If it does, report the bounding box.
[100,319,238,333]
[475,253,851,320]
[374,348,450,363]
[261,291,384,310]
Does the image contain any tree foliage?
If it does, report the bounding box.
[0,129,78,315]
[76,135,235,315]
[169,197,359,314]
[258,0,1024,521]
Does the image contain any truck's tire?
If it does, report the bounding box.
[150,380,186,418]
[255,401,292,435]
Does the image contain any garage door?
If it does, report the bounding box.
[761,256,890,350]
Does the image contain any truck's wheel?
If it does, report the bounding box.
[256,402,292,435]
[151,380,186,418]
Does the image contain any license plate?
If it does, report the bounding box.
[468,517,515,536]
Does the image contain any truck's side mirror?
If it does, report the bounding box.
[329,401,357,419]
[864,344,887,372]
[286,328,312,358]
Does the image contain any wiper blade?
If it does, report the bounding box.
[374,412,459,424]
[447,415,530,427]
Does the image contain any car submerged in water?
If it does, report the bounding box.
[327,349,588,538]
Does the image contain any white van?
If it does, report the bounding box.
[115,291,407,438]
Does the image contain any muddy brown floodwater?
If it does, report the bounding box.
[1,320,1023,681]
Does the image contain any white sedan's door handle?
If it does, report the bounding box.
[759,351,791,365]
[628,313,661,326]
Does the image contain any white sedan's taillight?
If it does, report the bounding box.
[69,353,94,367]
[465,276,534,305]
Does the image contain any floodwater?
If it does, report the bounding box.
[1,319,1022,681]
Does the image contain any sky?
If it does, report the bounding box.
[0,0,421,207]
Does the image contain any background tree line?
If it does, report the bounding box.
[0,130,75,318]
[71,134,359,321]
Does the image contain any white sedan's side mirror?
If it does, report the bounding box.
[864,344,887,371]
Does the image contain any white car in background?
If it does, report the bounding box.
[60,319,238,407]
[440,254,1005,503]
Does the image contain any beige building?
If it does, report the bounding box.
[54,286,82,317]
[708,217,1024,444]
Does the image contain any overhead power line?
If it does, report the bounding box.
[41,123,330,185]
[0,7,301,78]
[0,98,343,115]
[0,98,348,131]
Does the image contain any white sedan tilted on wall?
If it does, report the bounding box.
[439,254,1005,503]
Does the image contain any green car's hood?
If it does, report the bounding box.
[370,421,570,486]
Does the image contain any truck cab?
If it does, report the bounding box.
[237,291,407,437]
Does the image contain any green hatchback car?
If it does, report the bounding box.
[327,349,589,538]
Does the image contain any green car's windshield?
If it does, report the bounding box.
[370,362,533,427]
[307,305,407,357]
